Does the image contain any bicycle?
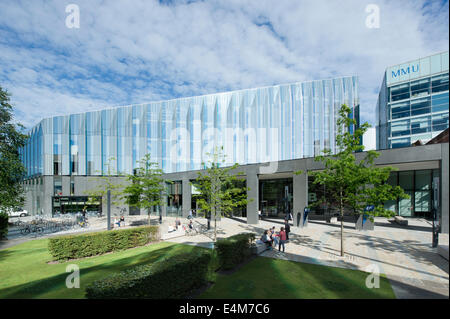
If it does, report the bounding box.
[20,224,43,235]
[78,219,90,228]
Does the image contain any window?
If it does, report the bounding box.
[391,119,410,137]
[390,83,410,102]
[410,97,430,116]
[390,101,410,119]
[431,73,449,93]
[432,92,449,113]
[54,177,62,196]
[410,78,430,98]
[432,113,449,132]
[411,116,431,135]
[70,177,75,196]
[390,137,410,148]
[415,170,432,213]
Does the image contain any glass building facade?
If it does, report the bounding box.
[20,76,359,177]
[376,51,449,149]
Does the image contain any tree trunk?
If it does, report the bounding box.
[340,190,344,257]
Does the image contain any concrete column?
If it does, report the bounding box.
[43,176,53,217]
[441,143,449,234]
[293,161,308,228]
[62,176,70,196]
[246,167,259,224]
[182,179,191,218]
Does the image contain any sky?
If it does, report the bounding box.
[0,0,448,130]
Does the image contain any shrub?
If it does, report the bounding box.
[85,249,212,299]
[0,212,8,240]
[215,232,255,270]
[48,225,159,261]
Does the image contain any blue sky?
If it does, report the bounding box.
[0,0,448,129]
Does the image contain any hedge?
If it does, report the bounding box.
[85,249,212,299]
[215,232,255,270]
[48,225,159,261]
[0,212,8,240]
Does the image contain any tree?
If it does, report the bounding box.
[84,157,125,215]
[303,104,407,256]
[194,146,250,242]
[121,153,167,225]
[0,86,28,213]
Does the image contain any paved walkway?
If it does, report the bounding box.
[2,215,448,298]
[165,216,449,299]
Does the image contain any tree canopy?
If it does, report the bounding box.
[0,86,28,212]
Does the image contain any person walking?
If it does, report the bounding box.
[278,227,287,252]
[284,220,291,241]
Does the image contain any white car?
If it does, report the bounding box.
[7,209,28,218]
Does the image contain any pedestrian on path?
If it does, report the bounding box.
[284,220,291,241]
[278,227,287,252]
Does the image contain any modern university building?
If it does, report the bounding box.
[19,65,449,238]
[376,51,449,149]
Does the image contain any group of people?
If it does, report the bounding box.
[260,220,291,252]
[114,215,125,227]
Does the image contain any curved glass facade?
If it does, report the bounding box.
[20,76,359,177]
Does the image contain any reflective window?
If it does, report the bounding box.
[432,92,449,113]
[432,113,449,132]
[390,83,410,102]
[390,137,410,148]
[410,78,430,98]
[410,97,430,116]
[411,116,431,135]
[431,73,449,93]
[391,119,410,137]
[391,101,410,119]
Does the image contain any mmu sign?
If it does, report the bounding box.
[391,64,419,79]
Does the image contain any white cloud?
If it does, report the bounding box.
[0,0,448,129]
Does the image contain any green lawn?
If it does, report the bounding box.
[198,256,396,299]
[0,239,206,298]
[0,238,395,299]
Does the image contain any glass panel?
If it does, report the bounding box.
[411,116,431,135]
[391,101,410,119]
[430,54,442,74]
[432,92,449,113]
[399,171,414,190]
[432,113,449,132]
[390,83,410,102]
[391,119,410,137]
[399,191,413,217]
[410,78,430,98]
[432,73,449,93]
[415,191,431,212]
[410,97,431,116]
[391,137,410,148]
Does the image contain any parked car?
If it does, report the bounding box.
[6,209,29,218]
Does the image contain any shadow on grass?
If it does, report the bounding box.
[198,255,397,299]
[0,243,206,299]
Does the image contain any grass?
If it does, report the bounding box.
[0,239,207,299]
[0,238,395,299]
[198,256,396,299]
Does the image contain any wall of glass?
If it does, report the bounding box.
[166,181,182,217]
[384,169,439,218]
[387,72,449,148]
[21,76,359,177]
[52,196,101,216]
[259,178,293,218]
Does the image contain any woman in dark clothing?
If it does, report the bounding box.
[284,220,291,240]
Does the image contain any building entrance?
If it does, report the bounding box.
[259,178,293,219]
